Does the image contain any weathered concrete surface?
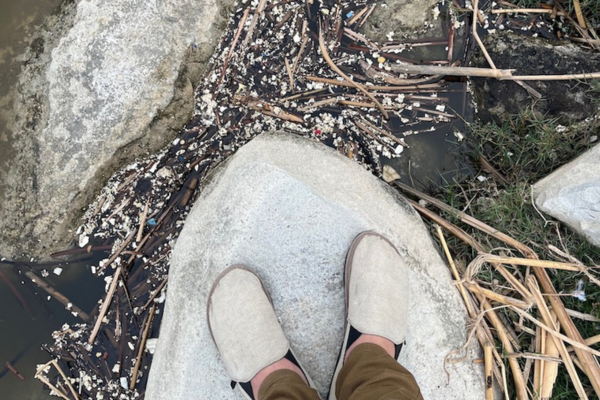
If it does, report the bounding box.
[472,32,600,124]
[146,133,484,400]
[0,0,234,258]
[534,145,600,247]
[361,0,442,41]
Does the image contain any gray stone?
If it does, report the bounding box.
[361,0,442,42]
[0,0,234,258]
[534,144,600,247]
[146,133,484,400]
[471,32,600,124]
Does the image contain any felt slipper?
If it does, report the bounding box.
[207,265,320,399]
[328,231,409,400]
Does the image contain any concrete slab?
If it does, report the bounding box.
[146,132,484,400]
[534,144,600,247]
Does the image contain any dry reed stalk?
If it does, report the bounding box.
[358,118,407,147]
[572,0,586,28]
[511,72,600,80]
[533,325,544,395]
[52,360,79,400]
[35,361,72,400]
[505,352,562,363]
[484,344,494,400]
[465,282,531,309]
[317,26,389,119]
[540,311,560,399]
[306,76,441,91]
[23,269,89,321]
[390,64,600,81]
[480,297,529,400]
[527,277,588,399]
[141,278,168,312]
[297,97,339,112]
[344,28,377,49]
[491,8,565,14]
[391,64,514,78]
[219,7,250,84]
[89,265,123,345]
[395,181,600,395]
[435,225,506,395]
[479,254,588,272]
[347,5,369,25]
[136,199,150,243]
[472,0,497,70]
[292,20,308,74]
[285,57,294,89]
[130,303,157,390]
[241,0,268,48]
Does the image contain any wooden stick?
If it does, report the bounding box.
[484,345,494,400]
[130,303,157,390]
[318,25,389,119]
[0,270,33,318]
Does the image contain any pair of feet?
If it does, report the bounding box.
[207,231,409,399]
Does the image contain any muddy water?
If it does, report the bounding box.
[0,259,105,399]
[0,1,106,398]
[0,0,63,200]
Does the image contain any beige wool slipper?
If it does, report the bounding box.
[328,231,409,400]
[207,265,320,400]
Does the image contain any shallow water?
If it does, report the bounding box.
[0,0,63,200]
[0,1,107,398]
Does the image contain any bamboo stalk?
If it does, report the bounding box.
[318,25,389,119]
[130,303,157,390]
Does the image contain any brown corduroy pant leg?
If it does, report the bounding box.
[258,343,423,400]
